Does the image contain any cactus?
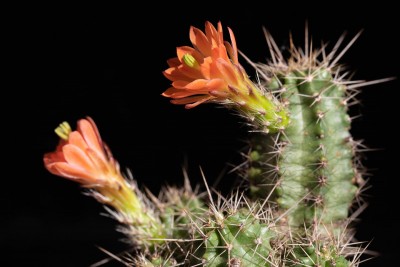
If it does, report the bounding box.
[43,21,389,266]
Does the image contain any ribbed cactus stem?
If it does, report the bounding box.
[200,208,274,266]
[247,35,363,227]
[277,69,357,226]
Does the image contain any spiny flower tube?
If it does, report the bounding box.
[162,21,289,133]
[44,117,166,246]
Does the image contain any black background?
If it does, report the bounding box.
[5,3,399,266]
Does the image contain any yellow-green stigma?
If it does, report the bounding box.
[182,54,199,68]
[55,121,72,140]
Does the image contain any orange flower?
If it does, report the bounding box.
[162,21,243,108]
[44,117,122,188]
[44,117,166,243]
[44,117,143,215]
[162,21,289,132]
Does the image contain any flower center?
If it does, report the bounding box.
[55,121,72,140]
[182,54,199,69]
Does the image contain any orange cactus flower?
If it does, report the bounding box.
[44,117,121,187]
[162,21,240,108]
[162,21,289,132]
[44,117,141,215]
[44,117,166,243]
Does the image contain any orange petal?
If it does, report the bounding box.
[86,117,103,146]
[205,78,226,91]
[44,150,65,165]
[212,45,229,62]
[183,79,209,90]
[224,41,234,61]
[199,57,213,79]
[205,21,219,47]
[216,59,239,86]
[68,131,88,151]
[77,118,104,158]
[163,67,193,82]
[217,22,224,44]
[176,78,221,90]
[209,59,224,79]
[162,87,204,99]
[177,64,203,80]
[171,95,212,106]
[227,27,238,64]
[44,158,63,176]
[52,162,98,183]
[62,144,97,173]
[185,96,214,109]
[86,148,112,175]
[190,26,212,56]
[167,57,180,67]
[172,79,223,92]
[172,80,191,89]
[162,87,180,97]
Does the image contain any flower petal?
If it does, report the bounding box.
[227,27,238,64]
[216,59,239,86]
[177,65,203,80]
[44,159,63,176]
[190,26,211,56]
[161,87,180,97]
[163,67,193,82]
[167,57,180,67]
[199,57,213,79]
[86,148,112,175]
[205,78,226,91]
[62,144,97,174]
[44,149,65,165]
[212,45,229,62]
[205,21,219,47]
[216,22,224,44]
[176,80,207,90]
[170,95,213,106]
[51,162,98,182]
[77,118,104,158]
[162,87,204,98]
[68,131,88,151]
[185,96,214,109]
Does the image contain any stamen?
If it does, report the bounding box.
[55,121,71,140]
[182,54,199,69]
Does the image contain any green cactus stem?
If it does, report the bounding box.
[275,68,357,226]
[246,33,366,227]
[200,208,275,267]
[288,243,349,267]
